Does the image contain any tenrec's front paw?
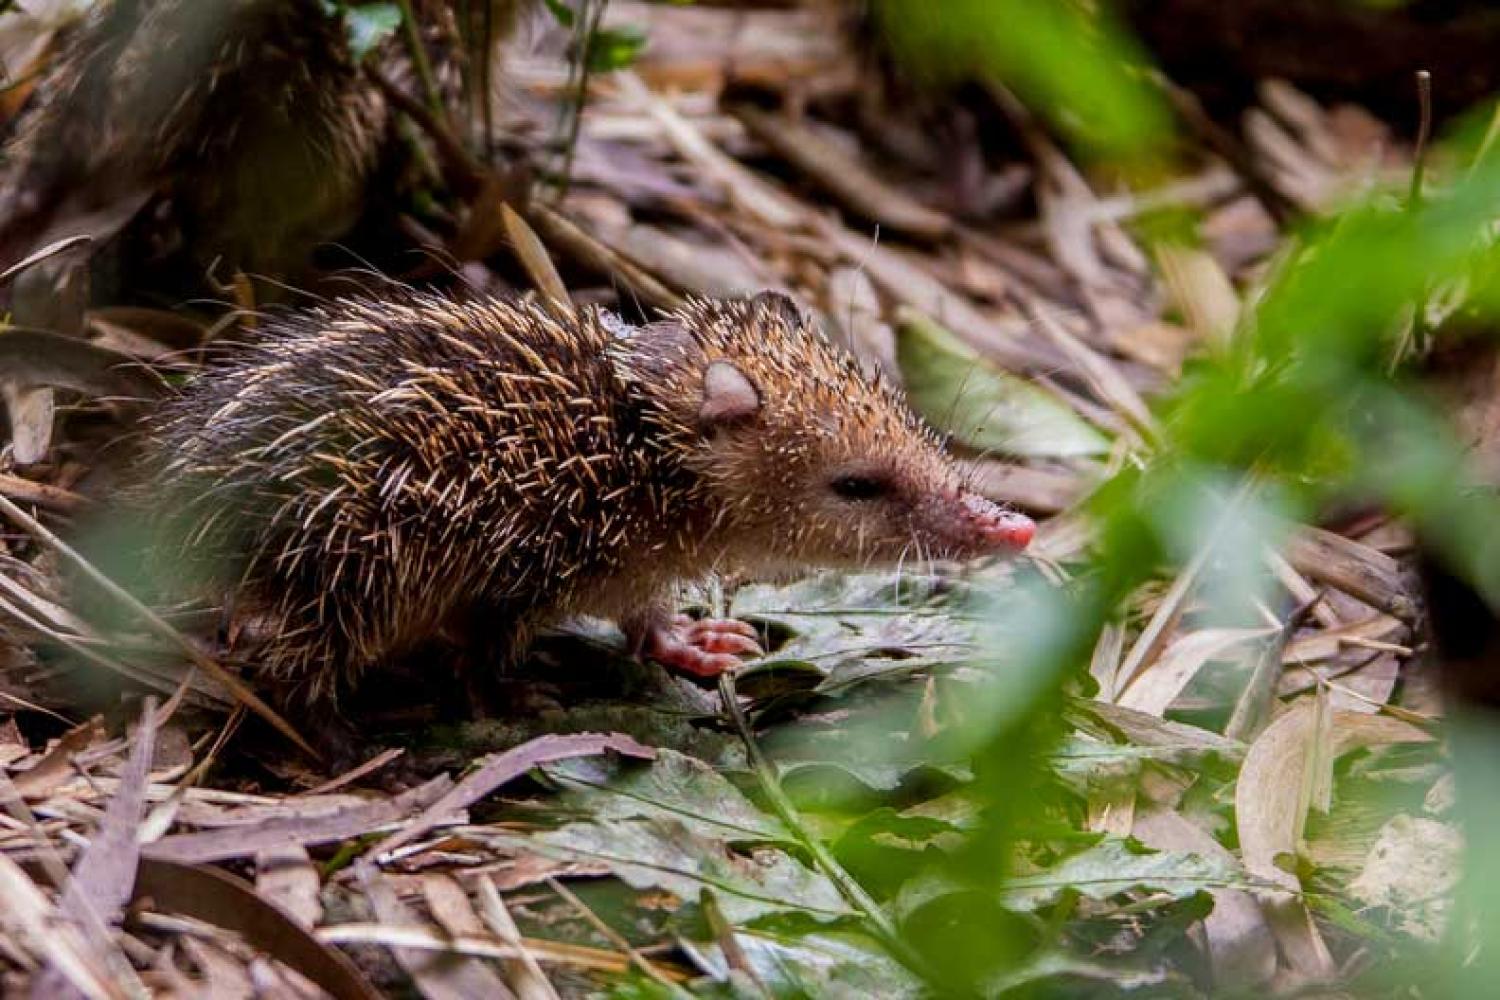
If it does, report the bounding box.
[645,615,763,679]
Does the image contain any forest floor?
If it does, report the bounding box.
[0,2,1473,997]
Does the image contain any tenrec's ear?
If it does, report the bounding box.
[750,290,806,327]
[699,360,760,427]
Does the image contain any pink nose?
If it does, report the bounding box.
[960,493,1035,552]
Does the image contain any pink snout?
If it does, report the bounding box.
[958,492,1035,553]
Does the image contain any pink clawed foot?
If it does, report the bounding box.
[642,615,763,679]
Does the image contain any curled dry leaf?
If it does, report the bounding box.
[133,858,381,1000]
[368,732,655,860]
[1236,702,1433,979]
[11,715,106,800]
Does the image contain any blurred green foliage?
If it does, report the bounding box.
[869,0,1172,164]
[863,0,1500,995]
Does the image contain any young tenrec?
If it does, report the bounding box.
[114,291,1034,703]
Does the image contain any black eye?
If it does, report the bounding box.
[829,475,889,500]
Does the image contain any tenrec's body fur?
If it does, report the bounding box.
[123,292,1026,702]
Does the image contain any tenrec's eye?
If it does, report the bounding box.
[829,475,889,500]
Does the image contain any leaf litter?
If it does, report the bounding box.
[0,1,1468,996]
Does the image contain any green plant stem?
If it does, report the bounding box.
[397,0,445,116]
[552,0,608,199]
[718,671,946,991]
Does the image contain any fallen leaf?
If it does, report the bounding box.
[896,308,1109,459]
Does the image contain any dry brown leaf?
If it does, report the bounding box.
[355,863,516,1000]
[145,775,455,864]
[615,223,768,299]
[1155,243,1241,347]
[822,224,1049,376]
[825,265,899,380]
[32,702,157,999]
[0,852,122,1000]
[11,716,105,800]
[368,732,655,860]
[617,71,805,231]
[1134,804,1276,990]
[734,105,952,242]
[1236,702,1433,980]
[0,717,27,766]
[1118,627,1276,717]
[606,2,851,94]
[500,202,570,315]
[963,459,1087,517]
[134,858,380,1000]
[255,846,323,930]
[1019,294,1156,437]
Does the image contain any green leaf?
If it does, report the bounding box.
[501,817,854,926]
[693,926,927,1000]
[543,0,575,28]
[342,2,400,61]
[542,750,792,845]
[586,25,648,73]
[896,309,1109,458]
[1002,838,1252,911]
[730,570,978,699]
[985,949,1194,998]
[869,0,1171,165]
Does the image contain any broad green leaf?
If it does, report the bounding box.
[730,570,978,698]
[692,926,926,1000]
[500,817,854,926]
[1002,838,1253,911]
[543,750,791,845]
[897,310,1108,458]
[779,759,971,799]
[985,949,1193,998]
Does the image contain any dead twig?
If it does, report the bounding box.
[0,493,317,758]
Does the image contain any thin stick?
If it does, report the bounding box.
[544,876,689,996]
[1402,70,1436,364]
[1408,71,1433,209]
[369,64,483,197]
[0,494,316,758]
[718,672,937,985]
[474,876,561,1000]
[553,0,608,199]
